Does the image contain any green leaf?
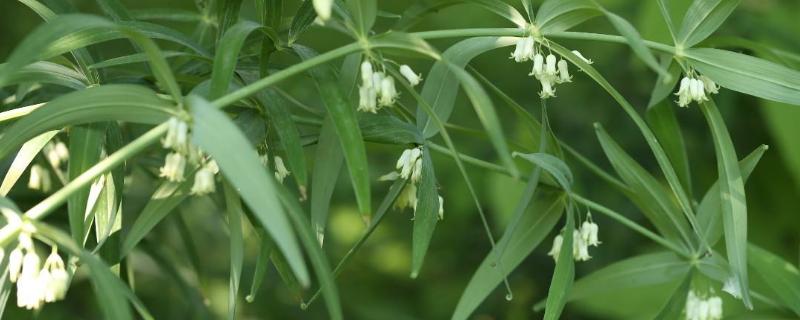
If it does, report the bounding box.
[416,36,515,137]
[512,152,573,191]
[567,252,689,303]
[748,245,800,315]
[0,131,58,196]
[543,204,575,320]
[89,51,203,69]
[654,271,693,320]
[310,116,345,245]
[677,0,740,47]
[95,0,133,21]
[696,145,766,246]
[346,0,377,36]
[217,0,244,38]
[289,0,317,43]
[646,102,692,197]
[410,146,439,278]
[359,113,423,145]
[595,124,693,251]
[0,85,175,161]
[223,182,245,320]
[0,61,89,90]
[536,0,599,33]
[596,5,671,79]
[245,230,273,302]
[68,123,106,245]
[686,48,800,106]
[698,100,751,308]
[189,95,310,287]
[120,180,192,259]
[209,20,261,100]
[452,190,565,320]
[130,8,203,22]
[295,46,371,216]
[393,0,462,31]
[469,0,527,27]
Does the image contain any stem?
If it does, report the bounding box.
[570,193,689,257]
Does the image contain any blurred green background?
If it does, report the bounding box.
[1,0,799,319]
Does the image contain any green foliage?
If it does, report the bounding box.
[0,0,798,319]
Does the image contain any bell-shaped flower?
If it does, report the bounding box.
[571,50,593,64]
[437,195,444,220]
[378,76,398,107]
[530,53,544,78]
[394,184,418,211]
[397,148,422,181]
[28,165,52,192]
[573,229,592,261]
[580,220,600,246]
[274,156,291,183]
[675,77,693,107]
[358,86,378,113]
[191,165,217,195]
[701,75,720,94]
[41,249,69,302]
[510,36,535,62]
[162,117,189,152]
[557,59,572,83]
[8,246,24,283]
[17,249,42,310]
[545,54,558,79]
[547,234,563,261]
[399,65,423,87]
[539,78,556,99]
[159,152,187,182]
[360,60,374,87]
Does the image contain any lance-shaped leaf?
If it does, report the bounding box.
[223,182,245,320]
[677,0,740,47]
[410,145,439,278]
[748,245,800,315]
[536,0,599,33]
[0,61,89,90]
[594,3,670,79]
[311,117,344,246]
[698,100,751,308]
[686,48,800,106]
[0,131,58,196]
[189,95,310,287]
[543,204,575,320]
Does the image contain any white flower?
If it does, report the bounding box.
[28,164,52,192]
[190,166,216,195]
[358,86,378,113]
[274,156,290,183]
[259,154,270,167]
[54,142,69,162]
[545,54,558,79]
[159,152,187,182]
[395,184,418,211]
[162,117,189,152]
[206,160,219,174]
[539,78,556,99]
[580,220,600,247]
[399,65,423,86]
[573,229,591,261]
[360,60,374,87]
[510,36,535,62]
[547,234,563,261]
[41,249,69,302]
[530,53,544,77]
[676,77,692,107]
[557,59,572,83]
[437,195,444,220]
[17,249,42,310]
[701,75,720,94]
[571,50,593,64]
[378,76,398,107]
[707,296,722,319]
[44,141,69,167]
[690,78,707,102]
[372,71,385,89]
[8,247,23,283]
[397,148,422,182]
[685,291,723,320]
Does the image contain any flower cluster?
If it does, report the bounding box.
[547,214,600,262]
[259,153,291,183]
[382,147,444,220]
[160,117,219,196]
[357,60,422,113]
[42,140,69,169]
[6,232,69,310]
[28,164,52,192]
[675,74,719,107]
[510,36,590,99]
[685,290,723,320]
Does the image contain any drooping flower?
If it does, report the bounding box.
[162,117,189,153]
[510,36,535,62]
[700,75,720,94]
[395,184,418,211]
[28,165,52,192]
[396,148,422,182]
[557,59,572,83]
[580,219,600,247]
[159,152,187,182]
[378,76,398,107]
[274,156,291,183]
[399,65,423,87]
[8,246,24,283]
[190,165,217,195]
[360,60,374,87]
[544,54,558,79]
[571,50,593,64]
[41,249,69,302]
[685,290,724,320]
[358,86,378,113]
[573,229,592,261]
[539,78,556,99]
[17,248,42,310]
[531,53,544,77]
[547,234,563,261]
[675,74,718,107]
[44,141,69,168]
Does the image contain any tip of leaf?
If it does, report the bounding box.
[592,122,602,130]
[761,144,769,151]
[410,271,419,279]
